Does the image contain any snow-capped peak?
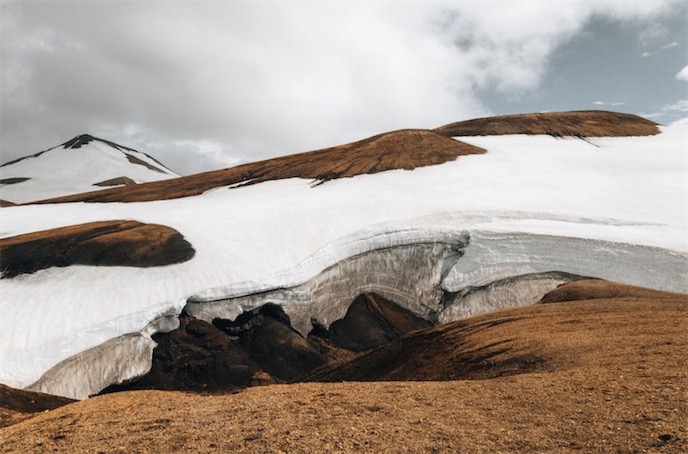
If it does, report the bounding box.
[0,134,178,204]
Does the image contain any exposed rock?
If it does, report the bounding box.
[93,176,137,187]
[186,242,455,335]
[124,153,168,174]
[323,293,433,352]
[0,199,15,207]
[305,281,688,383]
[34,129,485,204]
[435,110,659,138]
[103,315,265,394]
[214,304,326,382]
[0,220,195,278]
[0,177,30,185]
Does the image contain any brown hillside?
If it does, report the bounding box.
[0,385,74,428]
[0,220,195,277]
[1,281,685,453]
[435,110,659,138]
[32,129,483,204]
[306,281,686,382]
[540,279,686,303]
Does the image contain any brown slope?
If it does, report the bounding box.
[0,220,195,277]
[540,279,687,303]
[322,293,433,352]
[0,385,74,428]
[435,110,659,138]
[93,176,137,187]
[305,281,687,382]
[31,129,484,204]
[2,282,686,453]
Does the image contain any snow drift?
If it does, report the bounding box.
[0,111,685,399]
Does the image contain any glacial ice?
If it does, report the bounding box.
[1,120,686,398]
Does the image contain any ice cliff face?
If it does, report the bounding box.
[1,117,686,399]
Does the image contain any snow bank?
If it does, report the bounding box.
[0,119,686,397]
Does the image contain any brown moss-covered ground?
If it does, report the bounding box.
[32,129,483,204]
[0,220,195,277]
[435,110,659,138]
[0,385,74,428]
[1,281,685,453]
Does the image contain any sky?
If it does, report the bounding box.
[1,0,686,175]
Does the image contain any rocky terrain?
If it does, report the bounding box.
[1,280,685,453]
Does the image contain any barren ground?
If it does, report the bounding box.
[2,282,685,453]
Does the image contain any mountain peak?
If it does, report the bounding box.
[62,134,98,149]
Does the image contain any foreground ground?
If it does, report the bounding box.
[1,282,686,453]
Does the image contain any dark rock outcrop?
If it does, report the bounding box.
[214,304,327,382]
[0,220,195,278]
[0,177,30,185]
[103,316,265,393]
[316,293,433,352]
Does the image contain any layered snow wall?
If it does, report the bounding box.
[1,120,686,399]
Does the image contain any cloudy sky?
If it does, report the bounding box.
[1,1,686,174]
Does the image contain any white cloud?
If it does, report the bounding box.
[593,101,626,106]
[676,65,688,81]
[642,41,680,57]
[662,99,688,112]
[0,1,677,173]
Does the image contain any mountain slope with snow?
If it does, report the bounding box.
[0,111,685,399]
[0,134,178,204]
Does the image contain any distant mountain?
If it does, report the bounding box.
[0,134,178,204]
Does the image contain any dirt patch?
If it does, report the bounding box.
[0,220,195,278]
[93,176,137,187]
[435,110,659,138]
[540,279,686,303]
[124,153,168,174]
[31,129,484,204]
[0,385,74,428]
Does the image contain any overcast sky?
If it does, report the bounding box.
[1,1,686,175]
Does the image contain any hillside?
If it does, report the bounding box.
[0,134,177,204]
[23,110,656,205]
[33,129,484,204]
[435,110,659,138]
[1,281,685,453]
[0,110,685,402]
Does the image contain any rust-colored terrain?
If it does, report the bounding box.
[1,281,685,453]
[0,385,74,428]
[0,220,195,277]
[28,111,658,206]
[435,110,660,138]
[33,129,484,204]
